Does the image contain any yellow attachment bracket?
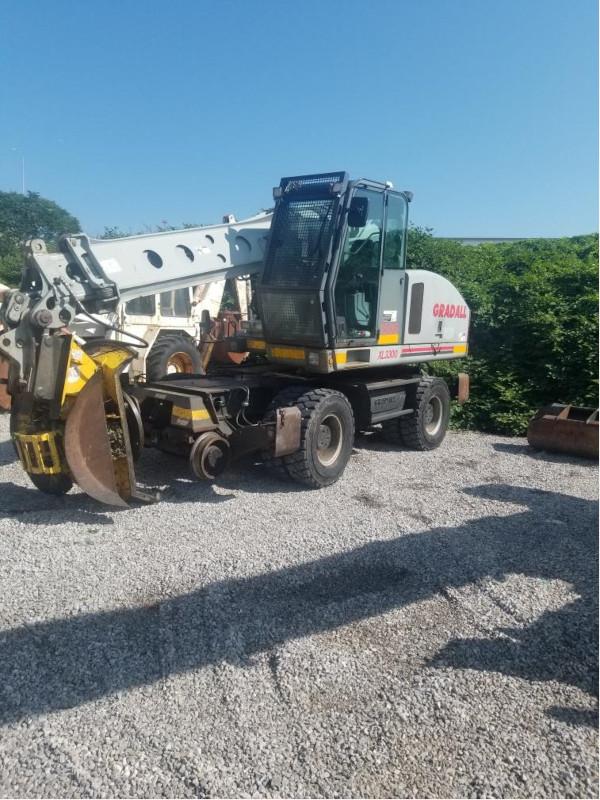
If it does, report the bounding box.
[13,431,63,475]
[61,339,99,406]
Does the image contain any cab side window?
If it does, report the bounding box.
[125,295,155,316]
[160,288,191,317]
[383,194,408,269]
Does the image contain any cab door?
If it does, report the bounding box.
[332,188,385,345]
[377,192,409,346]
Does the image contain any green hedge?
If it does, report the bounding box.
[407,229,599,435]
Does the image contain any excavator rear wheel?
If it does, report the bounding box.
[382,376,450,450]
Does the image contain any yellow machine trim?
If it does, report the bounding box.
[13,431,63,475]
[268,345,305,361]
[453,344,468,354]
[61,340,98,404]
[247,338,266,351]
[61,340,136,408]
[171,405,211,420]
[93,345,138,403]
[334,350,347,365]
[377,333,400,345]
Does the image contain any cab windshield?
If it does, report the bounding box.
[262,196,336,289]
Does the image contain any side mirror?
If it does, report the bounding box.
[348,197,368,228]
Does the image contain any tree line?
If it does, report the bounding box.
[0,190,597,435]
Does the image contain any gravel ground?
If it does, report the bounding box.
[0,412,597,798]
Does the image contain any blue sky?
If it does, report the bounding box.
[0,0,597,237]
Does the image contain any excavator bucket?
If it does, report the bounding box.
[527,404,599,460]
[63,342,156,507]
[64,371,131,507]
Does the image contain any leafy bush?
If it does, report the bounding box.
[407,228,599,434]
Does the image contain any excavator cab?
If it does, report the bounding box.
[257,172,410,353]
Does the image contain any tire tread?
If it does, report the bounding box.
[399,376,449,450]
[283,388,354,488]
[145,333,203,381]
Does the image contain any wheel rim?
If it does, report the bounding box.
[316,413,343,467]
[424,395,443,436]
[166,351,194,374]
[190,433,230,480]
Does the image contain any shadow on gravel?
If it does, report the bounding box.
[0,482,116,525]
[546,706,599,728]
[0,478,238,524]
[492,441,597,466]
[0,458,294,523]
[0,439,17,466]
[0,484,596,726]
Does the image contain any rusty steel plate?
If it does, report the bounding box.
[64,371,129,507]
[274,405,301,457]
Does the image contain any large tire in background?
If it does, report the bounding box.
[382,376,450,451]
[145,334,203,381]
[260,385,307,478]
[282,388,355,488]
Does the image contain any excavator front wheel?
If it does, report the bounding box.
[9,404,73,496]
[282,388,355,488]
[28,472,73,496]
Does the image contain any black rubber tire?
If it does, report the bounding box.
[380,416,405,446]
[282,388,355,488]
[260,385,308,478]
[28,471,73,496]
[123,392,144,462]
[386,376,450,451]
[145,334,203,381]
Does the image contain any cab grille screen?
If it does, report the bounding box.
[259,290,325,346]
[264,199,335,288]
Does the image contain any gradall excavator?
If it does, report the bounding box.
[0,172,471,507]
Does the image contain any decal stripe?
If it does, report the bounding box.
[172,406,211,420]
[268,346,305,361]
[401,345,454,354]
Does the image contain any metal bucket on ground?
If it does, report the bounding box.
[527,404,599,460]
